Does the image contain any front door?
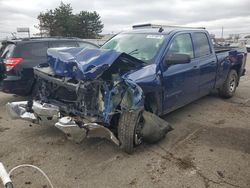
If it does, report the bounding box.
[161,33,199,114]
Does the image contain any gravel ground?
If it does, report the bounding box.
[0,55,249,188]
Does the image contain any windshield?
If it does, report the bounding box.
[101,33,165,63]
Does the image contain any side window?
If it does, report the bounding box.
[77,41,98,49]
[49,41,78,48]
[167,34,194,58]
[20,42,48,58]
[193,33,211,57]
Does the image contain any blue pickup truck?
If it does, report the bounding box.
[7,25,247,153]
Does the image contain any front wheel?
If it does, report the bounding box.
[219,70,238,98]
[117,109,143,154]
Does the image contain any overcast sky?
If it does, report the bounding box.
[0,0,250,39]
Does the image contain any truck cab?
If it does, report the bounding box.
[102,25,247,115]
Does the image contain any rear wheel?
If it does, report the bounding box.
[118,109,143,154]
[219,70,238,98]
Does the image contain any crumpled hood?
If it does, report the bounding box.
[47,47,143,80]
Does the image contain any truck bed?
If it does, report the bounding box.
[214,46,238,53]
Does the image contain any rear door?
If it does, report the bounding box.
[192,32,217,96]
[77,41,99,49]
[14,41,49,79]
[49,40,78,48]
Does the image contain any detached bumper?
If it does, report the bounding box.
[6,101,120,145]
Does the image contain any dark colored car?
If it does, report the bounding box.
[0,38,99,95]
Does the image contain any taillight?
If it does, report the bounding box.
[4,58,23,71]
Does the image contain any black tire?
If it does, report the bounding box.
[219,69,238,98]
[118,109,143,154]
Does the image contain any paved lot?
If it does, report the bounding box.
[0,55,250,188]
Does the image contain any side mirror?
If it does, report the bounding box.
[165,53,191,65]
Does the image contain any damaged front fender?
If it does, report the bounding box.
[141,111,173,143]
[102,78,144,123]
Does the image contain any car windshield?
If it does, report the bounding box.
[101,33,165,63]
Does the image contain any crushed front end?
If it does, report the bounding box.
[6,48,172,153]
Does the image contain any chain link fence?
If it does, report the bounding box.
[0,31,30,40]
[0,31,113,47]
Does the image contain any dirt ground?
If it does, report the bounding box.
[0,55,250,188]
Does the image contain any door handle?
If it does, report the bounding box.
[193,65,198,69]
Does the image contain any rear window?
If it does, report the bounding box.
[0,44,5,56]
[193,33,212,57]
[49,41,78,48]
[19,42,48,58]
[0,43,15,59]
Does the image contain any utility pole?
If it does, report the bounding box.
[221,27,224,38]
